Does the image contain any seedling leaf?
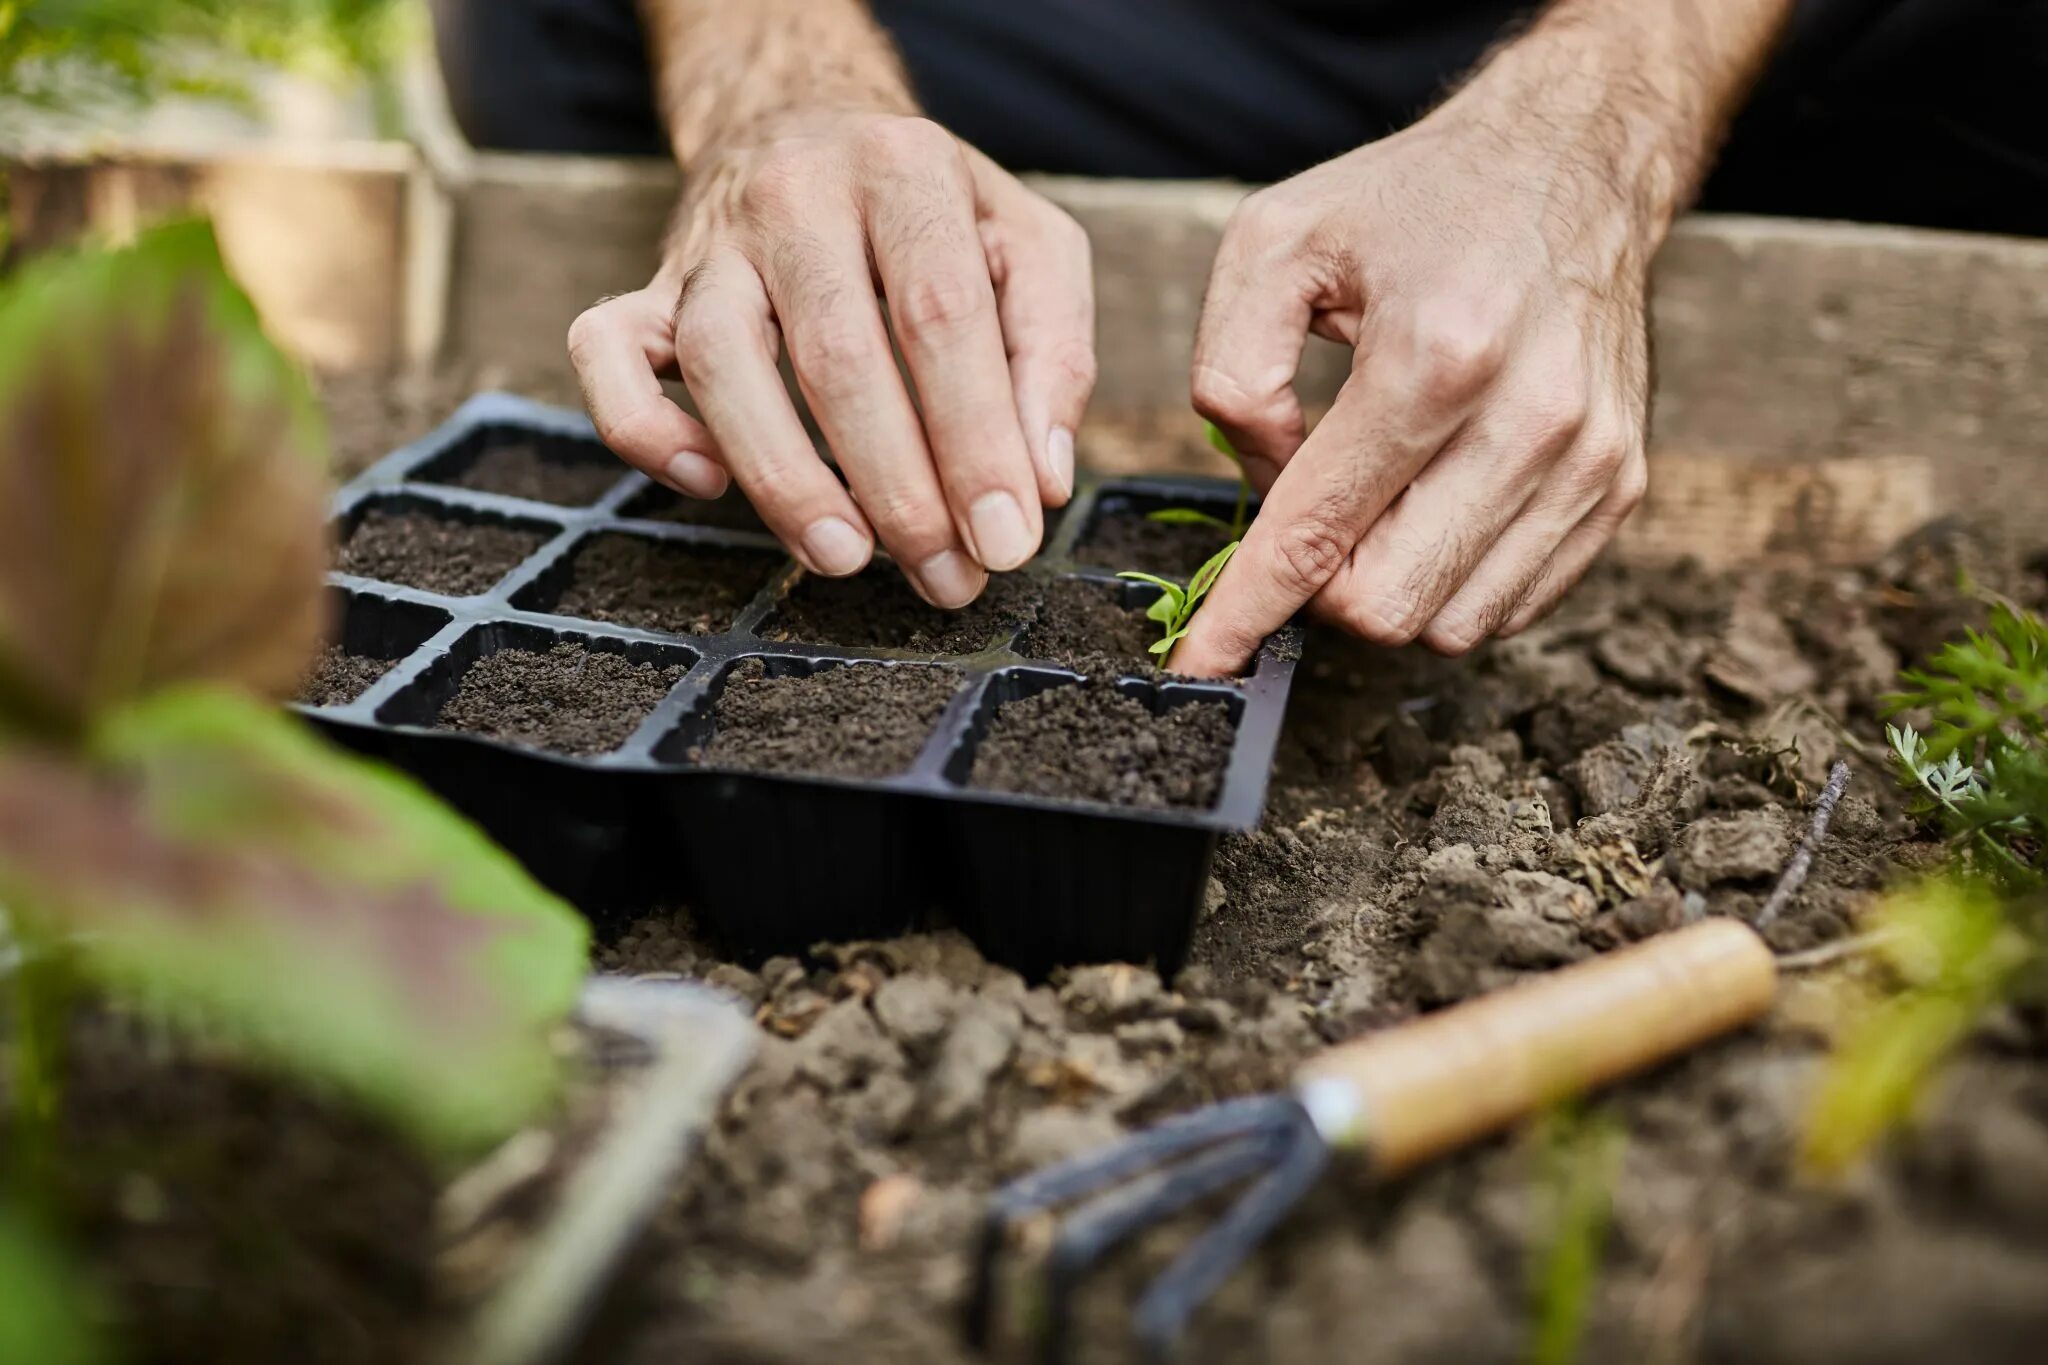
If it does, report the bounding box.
[1185,540,1241,605]
[1145,508,1232,530]
[0,220,331,739]
[0,687,590,1150]
[0,1212,105,1365]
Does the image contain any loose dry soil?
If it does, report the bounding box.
[620,485,772,532]
[337,507,548,598]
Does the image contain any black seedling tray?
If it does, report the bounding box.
[303,393,1299,976]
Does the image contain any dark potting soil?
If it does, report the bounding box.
[441,442,623,506]
[970,682,1234,810]
[619,485,769,533]
[337,508,547,598]
[1014,577,1163,678]
[435,642,684,756]
[549,535,773,636]
[693,659,962,779]
[296,645,396,707]
[763,569,1036,654]
[1073,506,1234,579]
[43,1010,446,1365]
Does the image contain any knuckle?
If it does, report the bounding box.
[1052,338,1099,395]
[1408,303,1507,406]
[1189,363,1276,432]
[1226,187,1306,251]
[1420,610,1485,657]
[895,272,990,343]
[859,116,956,170]
[565,306,606,366]
[739,148,809,217]
[790,313,877,395]
[1343,586,1428,647]
[1523,390,1589,456]
[671,301,728,369]
[1268,516,1352,600]
[1612,454,1650,514]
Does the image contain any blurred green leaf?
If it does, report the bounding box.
[0,1209,105,1365]
[0,220,332,740]
[1527,1109,1622,1365]
[1144,508,1231,530]
[0,687,590,1150]
[1802,876,2034,1174]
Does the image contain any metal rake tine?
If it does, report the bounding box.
[967,1096,1287,1350]
[1043,1129,1291,1365]
[1130,1103,1329,1362]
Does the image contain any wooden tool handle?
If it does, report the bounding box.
[1296,919,1776,1175]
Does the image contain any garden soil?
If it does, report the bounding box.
[296,645,396,707]
[584,519,2048,1365]
[36,373,2048,1364]
[970,682,1236,810]
[1074,508,1234,579]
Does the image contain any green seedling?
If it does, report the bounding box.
[1118,540,1240,658]
[1147,421,1252,538]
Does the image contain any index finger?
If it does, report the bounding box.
[1169,345,1474,676]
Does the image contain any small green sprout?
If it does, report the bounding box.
[1117,540,1240,658]
[1146,421,1252,538]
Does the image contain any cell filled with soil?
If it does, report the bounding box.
[763,568,1036,653]
[296,590,452,708]
[432,640,687,757]
[426,437,624,507]
[335,503,552,597]
[967,676,1235,810]
[618,484,770,533]
[1013,576,1164,677]
[1073,495,1241,579]
[683,658,963,779]
[522,533,777,636]
[295,647,397,707]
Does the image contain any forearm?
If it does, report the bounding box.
[1446,0,1795,239]
[633,0,917,171]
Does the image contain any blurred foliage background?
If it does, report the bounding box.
[0,0,414,143]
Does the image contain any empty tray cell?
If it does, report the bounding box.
[516,532,779,636]
[335,495,555,597]
[617,483,769,532]
[295,589,452,707]
[763,566,1035,653]
[1073,487,1252,578]
[1013,576,1171,679]
[661,656,964,780]
[412,425,626,507]
[956,671,1239,811]
[380,621,696,758]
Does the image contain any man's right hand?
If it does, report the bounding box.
[569,112,1095,608]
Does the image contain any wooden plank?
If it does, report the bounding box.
[5,143,414,371]
[6,146,2044,562]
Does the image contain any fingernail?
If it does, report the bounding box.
[663,451,727,499]
[916,549,984,609]
[1045,426,1075,500]
[801,517,870,576]
[967,491,1035,570]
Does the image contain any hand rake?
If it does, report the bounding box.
[968,916,1782,1363]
